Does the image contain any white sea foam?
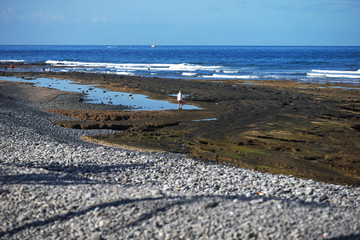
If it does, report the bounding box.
[46,60,108,68]
[46,60,223,73]
[114,71,136,76]
[312,69,360,74]
[182,72,197,76]
[202,74,258,79]
[0,60,25,63]
[263,75,281,79]
[308,69,360,79]
[223,70,239,74]
[308,73,360,79]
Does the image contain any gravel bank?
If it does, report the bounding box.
[1,96,360,239]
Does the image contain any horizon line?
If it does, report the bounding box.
[1,44,360,47]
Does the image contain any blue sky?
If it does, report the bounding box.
[1,0,359,45]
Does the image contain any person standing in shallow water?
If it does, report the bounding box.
[177,90,183,109]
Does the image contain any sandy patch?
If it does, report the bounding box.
[0,80,81,103]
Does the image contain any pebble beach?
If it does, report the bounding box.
[1,88,360,239]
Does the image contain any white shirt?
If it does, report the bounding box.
[177,92,182,101]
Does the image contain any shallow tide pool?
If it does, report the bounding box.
[0,76,201,111]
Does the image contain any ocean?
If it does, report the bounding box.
[1,45,360,85]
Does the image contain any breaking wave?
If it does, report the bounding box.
[308,69,360,79]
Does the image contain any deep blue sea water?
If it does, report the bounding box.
[1,45,360,84]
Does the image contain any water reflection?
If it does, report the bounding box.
[0,76,201,111]
[192,118,217,122]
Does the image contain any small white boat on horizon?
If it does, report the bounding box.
[151,44,156,48]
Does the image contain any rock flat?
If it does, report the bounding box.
[1,96,360,239]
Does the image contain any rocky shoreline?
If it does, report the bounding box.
[1,82,360,238]
[3,70,359,186]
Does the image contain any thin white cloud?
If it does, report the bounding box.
[316,0,360,11]
[1,7,67,23]
[241,0,360,12]
[90,16,109,23]
[0,7,14,20]
[33,12,65,22]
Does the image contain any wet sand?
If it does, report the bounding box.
[1,70,360,186]
[0,80,82,103]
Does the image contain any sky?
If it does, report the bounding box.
[0,0,359,46]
